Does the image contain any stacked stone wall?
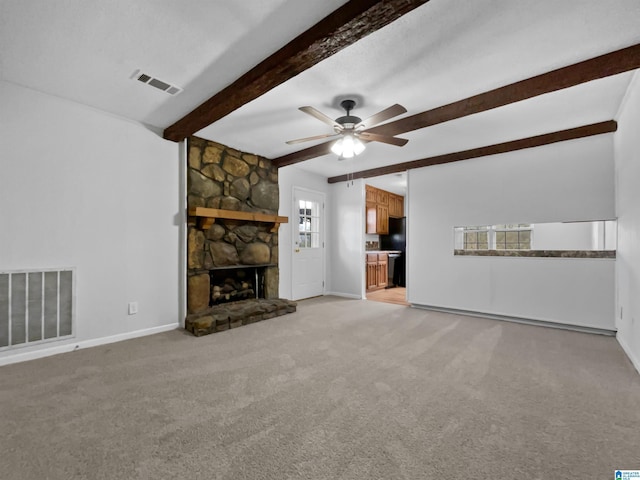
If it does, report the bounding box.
[187,137,280,317]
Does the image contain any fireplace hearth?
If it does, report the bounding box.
[186,298,297,336]
[185,137,293,337]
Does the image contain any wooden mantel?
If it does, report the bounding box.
[188,207,288,232]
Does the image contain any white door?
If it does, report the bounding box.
[292,188,325,300]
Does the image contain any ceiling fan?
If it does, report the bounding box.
[286,99,409,159]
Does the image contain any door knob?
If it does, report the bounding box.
[295,248,300,253]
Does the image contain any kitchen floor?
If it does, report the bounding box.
[366,287,409,306]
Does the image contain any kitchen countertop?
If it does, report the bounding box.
[365,250,402,254]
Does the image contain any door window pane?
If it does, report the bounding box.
[297,199,320,249]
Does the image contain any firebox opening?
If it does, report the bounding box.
[209,264,275,306]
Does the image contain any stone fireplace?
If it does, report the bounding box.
[185,137,296,336]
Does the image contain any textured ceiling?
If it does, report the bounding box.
[1,0,639,184]
[0,0,348,127]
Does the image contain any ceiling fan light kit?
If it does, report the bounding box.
[331,133,366,159]
[286,99,409,159]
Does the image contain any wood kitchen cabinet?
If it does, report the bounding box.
[365,185,403,234]
[366,203,376,234]
[377,253,388,289]
[366,254,379,290]
[388,193,404,218]
[365,185,377,204]
[376,204,389,234]
[366,253,388,291]
[366,202,389,235]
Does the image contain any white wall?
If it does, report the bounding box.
[0,81,181,364]
[408,134,616,330]
[277,165,331,300]
[277,169,364,300]
[614,71,640,372]
[328,179,365,298]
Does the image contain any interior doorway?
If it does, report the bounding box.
[364,172,408,306]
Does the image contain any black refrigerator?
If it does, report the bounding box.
[380,217,406,251]
[380,217,406,287]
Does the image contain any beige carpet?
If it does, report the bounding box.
[1,296,639,479]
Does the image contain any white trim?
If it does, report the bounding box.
[56,270,60,337]
[411,303,616,336]
[325,292,363,300]
[0,323,179,367]
[617,334,640,376]
[179,140,188,328]
[405,171,411,303]
[360,181,367,300]
[7,272,12,346]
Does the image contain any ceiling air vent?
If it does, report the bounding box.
[131,69,182,96]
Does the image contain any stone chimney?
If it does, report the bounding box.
[186,137,281,316]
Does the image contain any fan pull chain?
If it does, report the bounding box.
[346,172,354,187]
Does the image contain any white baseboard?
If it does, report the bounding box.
[617,334,640,376]
[411,303,616,336]
[0,323,180,367]
[324,292,363,300]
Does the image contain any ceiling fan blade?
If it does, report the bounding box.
[358,131,409,147]
[299,106,342,129]
[286,133,340,145]
[356,104,407,129]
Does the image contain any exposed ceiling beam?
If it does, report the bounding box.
[326,120,617,183]
[163,0,430,142]
[367,44,639,137]
[274,43,640,167]
[269,141,336,168]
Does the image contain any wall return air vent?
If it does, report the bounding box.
[131,69,182,95]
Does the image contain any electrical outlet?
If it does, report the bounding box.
[128,301,139,315]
